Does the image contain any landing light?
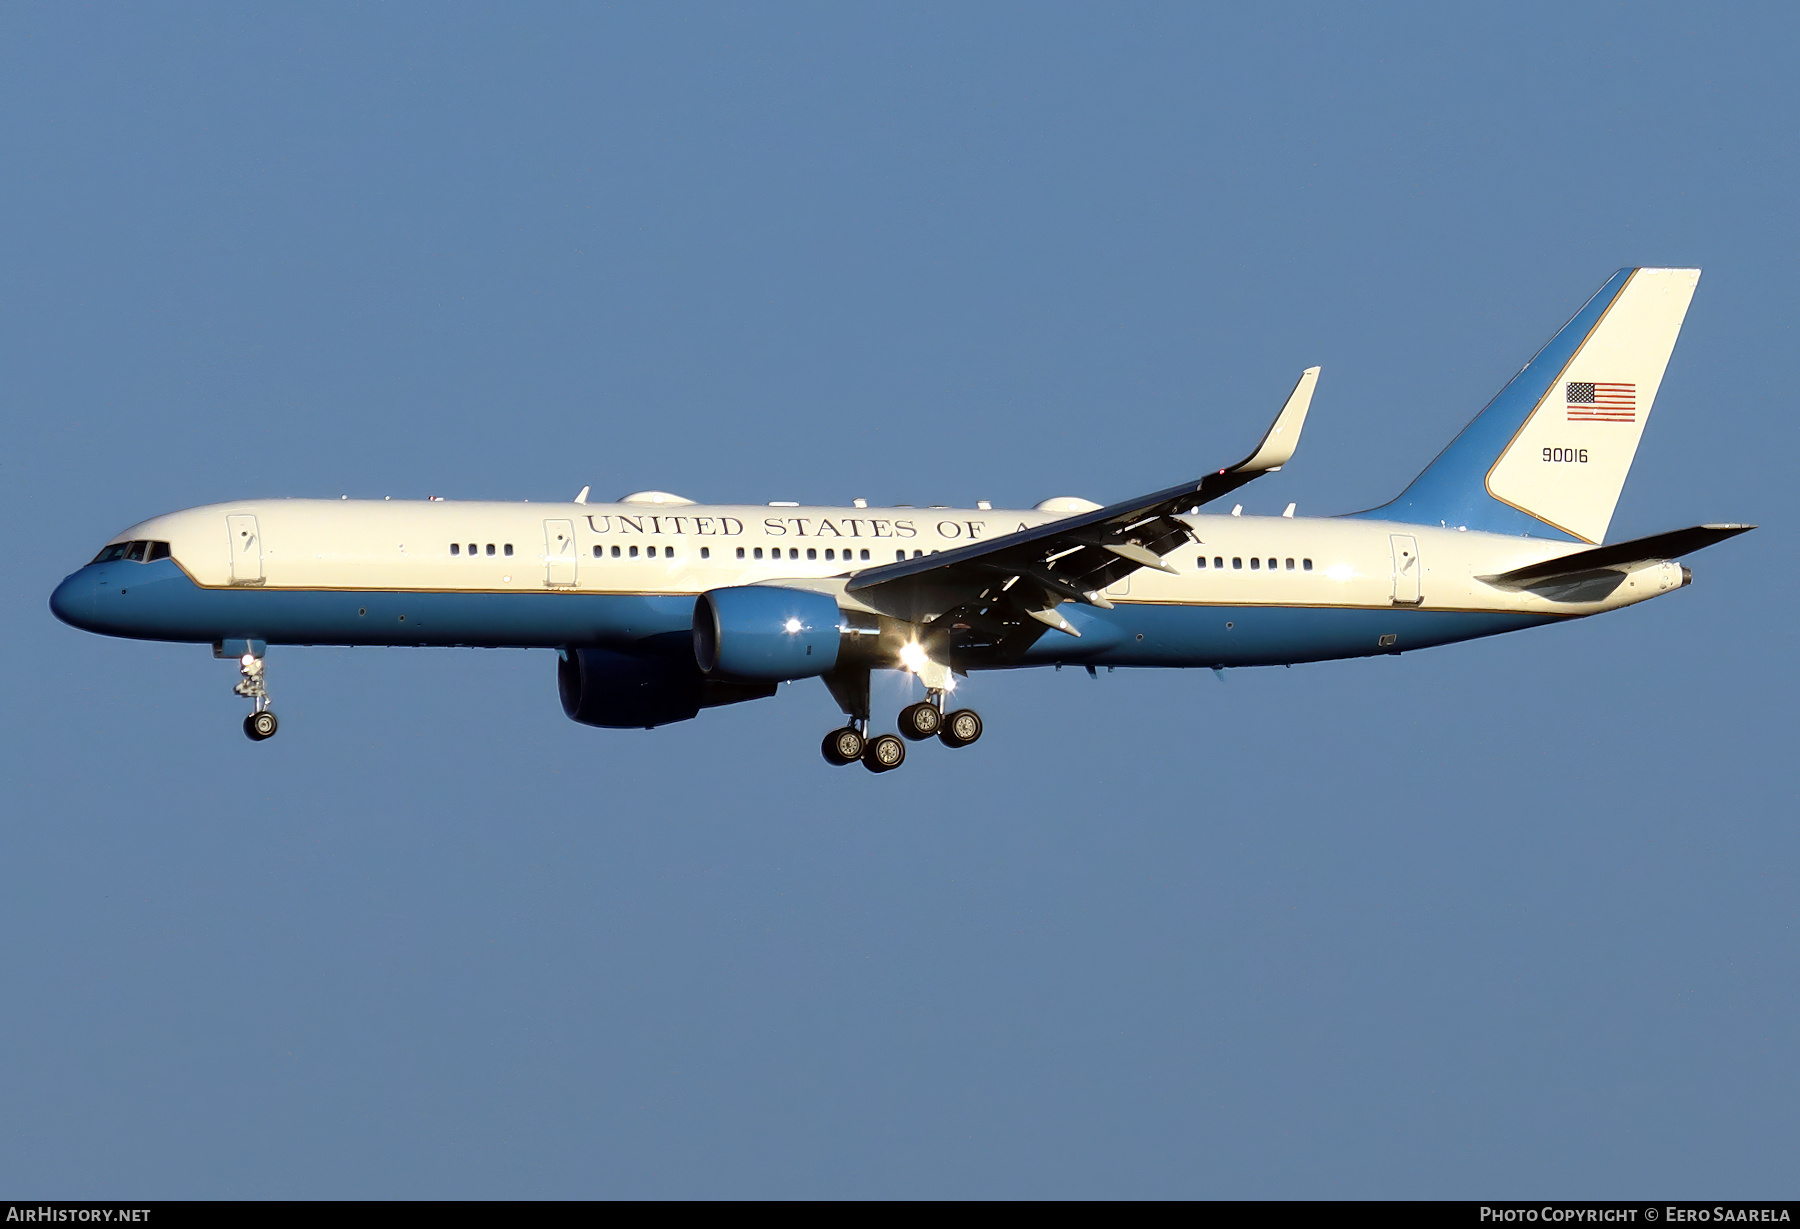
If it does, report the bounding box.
[783,617,804,634]
[898,642,928,673]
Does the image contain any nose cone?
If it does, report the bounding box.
[49,570,99,631]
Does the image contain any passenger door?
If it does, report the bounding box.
[543,519,577,587]
[1389,534,1421,605]
[227,514,263,585]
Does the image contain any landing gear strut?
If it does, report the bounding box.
[233,652,279,741]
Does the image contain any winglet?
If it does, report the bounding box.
[1230,367,1319,474]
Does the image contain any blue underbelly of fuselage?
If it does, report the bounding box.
[50,560,1559,667]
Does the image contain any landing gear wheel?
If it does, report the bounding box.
[937,709,982,748]
[244,710,278,741]
[821,726,866,766]
[862,732,906,773]
[898,701,942,740]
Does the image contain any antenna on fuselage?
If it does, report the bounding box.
[574,486,590,504]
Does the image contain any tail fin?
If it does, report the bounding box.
[1356,268,1700,542]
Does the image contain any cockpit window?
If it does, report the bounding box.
[90,540,172,565]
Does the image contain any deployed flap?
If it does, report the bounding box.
[845,368,1318,648]
[1482,523,1753,588]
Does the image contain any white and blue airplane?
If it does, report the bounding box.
[51,268,1752,770]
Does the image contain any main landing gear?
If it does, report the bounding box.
[820,726,909,773]
[899,699,982,748]
[233,652,279,741]
[819,671,981,774]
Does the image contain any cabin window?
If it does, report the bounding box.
[1250,558,1260,570]
[736,547,745,559]
[611,545,621,558]
[468,543,477,556]
[860,549,870,560]
[754,547,764,560]
[451,543,461,556]
[1303,558,1313,571]
[896,550,906,561]
[146,541,171,562]
[1196,556,1206,568]
[592,545,602,558]
[824,549,834,560]
[914,550,923,558]
[1267,558,1277,570]
[700,547,710,559]
[1285,558,1294,570]
[787,548,796,560]
[629,545,639,559]
[807,548,817,561]
[1214,556,1223,569]
[1233,557,1242,569]
[504,544,513,556]
[124,541,147,562]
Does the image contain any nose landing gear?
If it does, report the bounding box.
[232,652,279,741]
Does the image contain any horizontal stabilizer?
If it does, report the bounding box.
[1483,523,1754,588]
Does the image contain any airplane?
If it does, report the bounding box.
[50,267,1753,771]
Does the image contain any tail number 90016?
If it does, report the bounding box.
[1542,447,1589,463]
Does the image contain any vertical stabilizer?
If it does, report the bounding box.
[1355,268,1699,542]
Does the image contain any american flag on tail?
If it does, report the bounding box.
[1566,381,1636,423]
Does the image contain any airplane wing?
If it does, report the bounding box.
[1481,523,1755,589]
[845,367,1320,656]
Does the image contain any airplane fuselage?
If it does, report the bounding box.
[52,496,1684,669]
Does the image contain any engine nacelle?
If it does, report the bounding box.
[693,586,842,682]
[558,646,775,729]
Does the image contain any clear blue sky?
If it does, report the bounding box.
[3,3,1794,1198]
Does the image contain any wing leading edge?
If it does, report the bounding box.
[844,367,1320,657]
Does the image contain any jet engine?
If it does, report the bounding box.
[693,586,843,682]
[558,646,775,729]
